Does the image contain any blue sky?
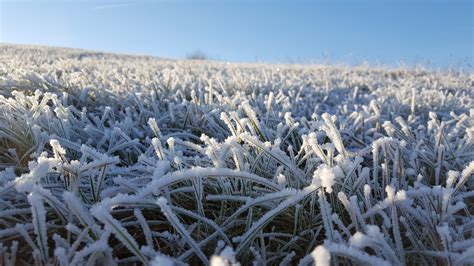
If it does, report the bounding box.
[0,0,472,68]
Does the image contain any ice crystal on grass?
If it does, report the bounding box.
[311,245,330,266]
[0,45,473,265]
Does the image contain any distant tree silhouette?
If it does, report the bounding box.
[186,50,208,60]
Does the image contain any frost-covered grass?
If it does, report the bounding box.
[0,44,473,265]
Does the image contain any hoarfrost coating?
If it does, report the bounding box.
[0,45,473,265]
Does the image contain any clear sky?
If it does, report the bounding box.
[0,0,472,68]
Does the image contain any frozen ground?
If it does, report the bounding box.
[0,45,473,265]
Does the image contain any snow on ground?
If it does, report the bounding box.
[0,44,473,265]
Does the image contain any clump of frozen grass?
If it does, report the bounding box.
[0,45,473,265]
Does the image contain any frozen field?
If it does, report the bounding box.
[0,45,473,265]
